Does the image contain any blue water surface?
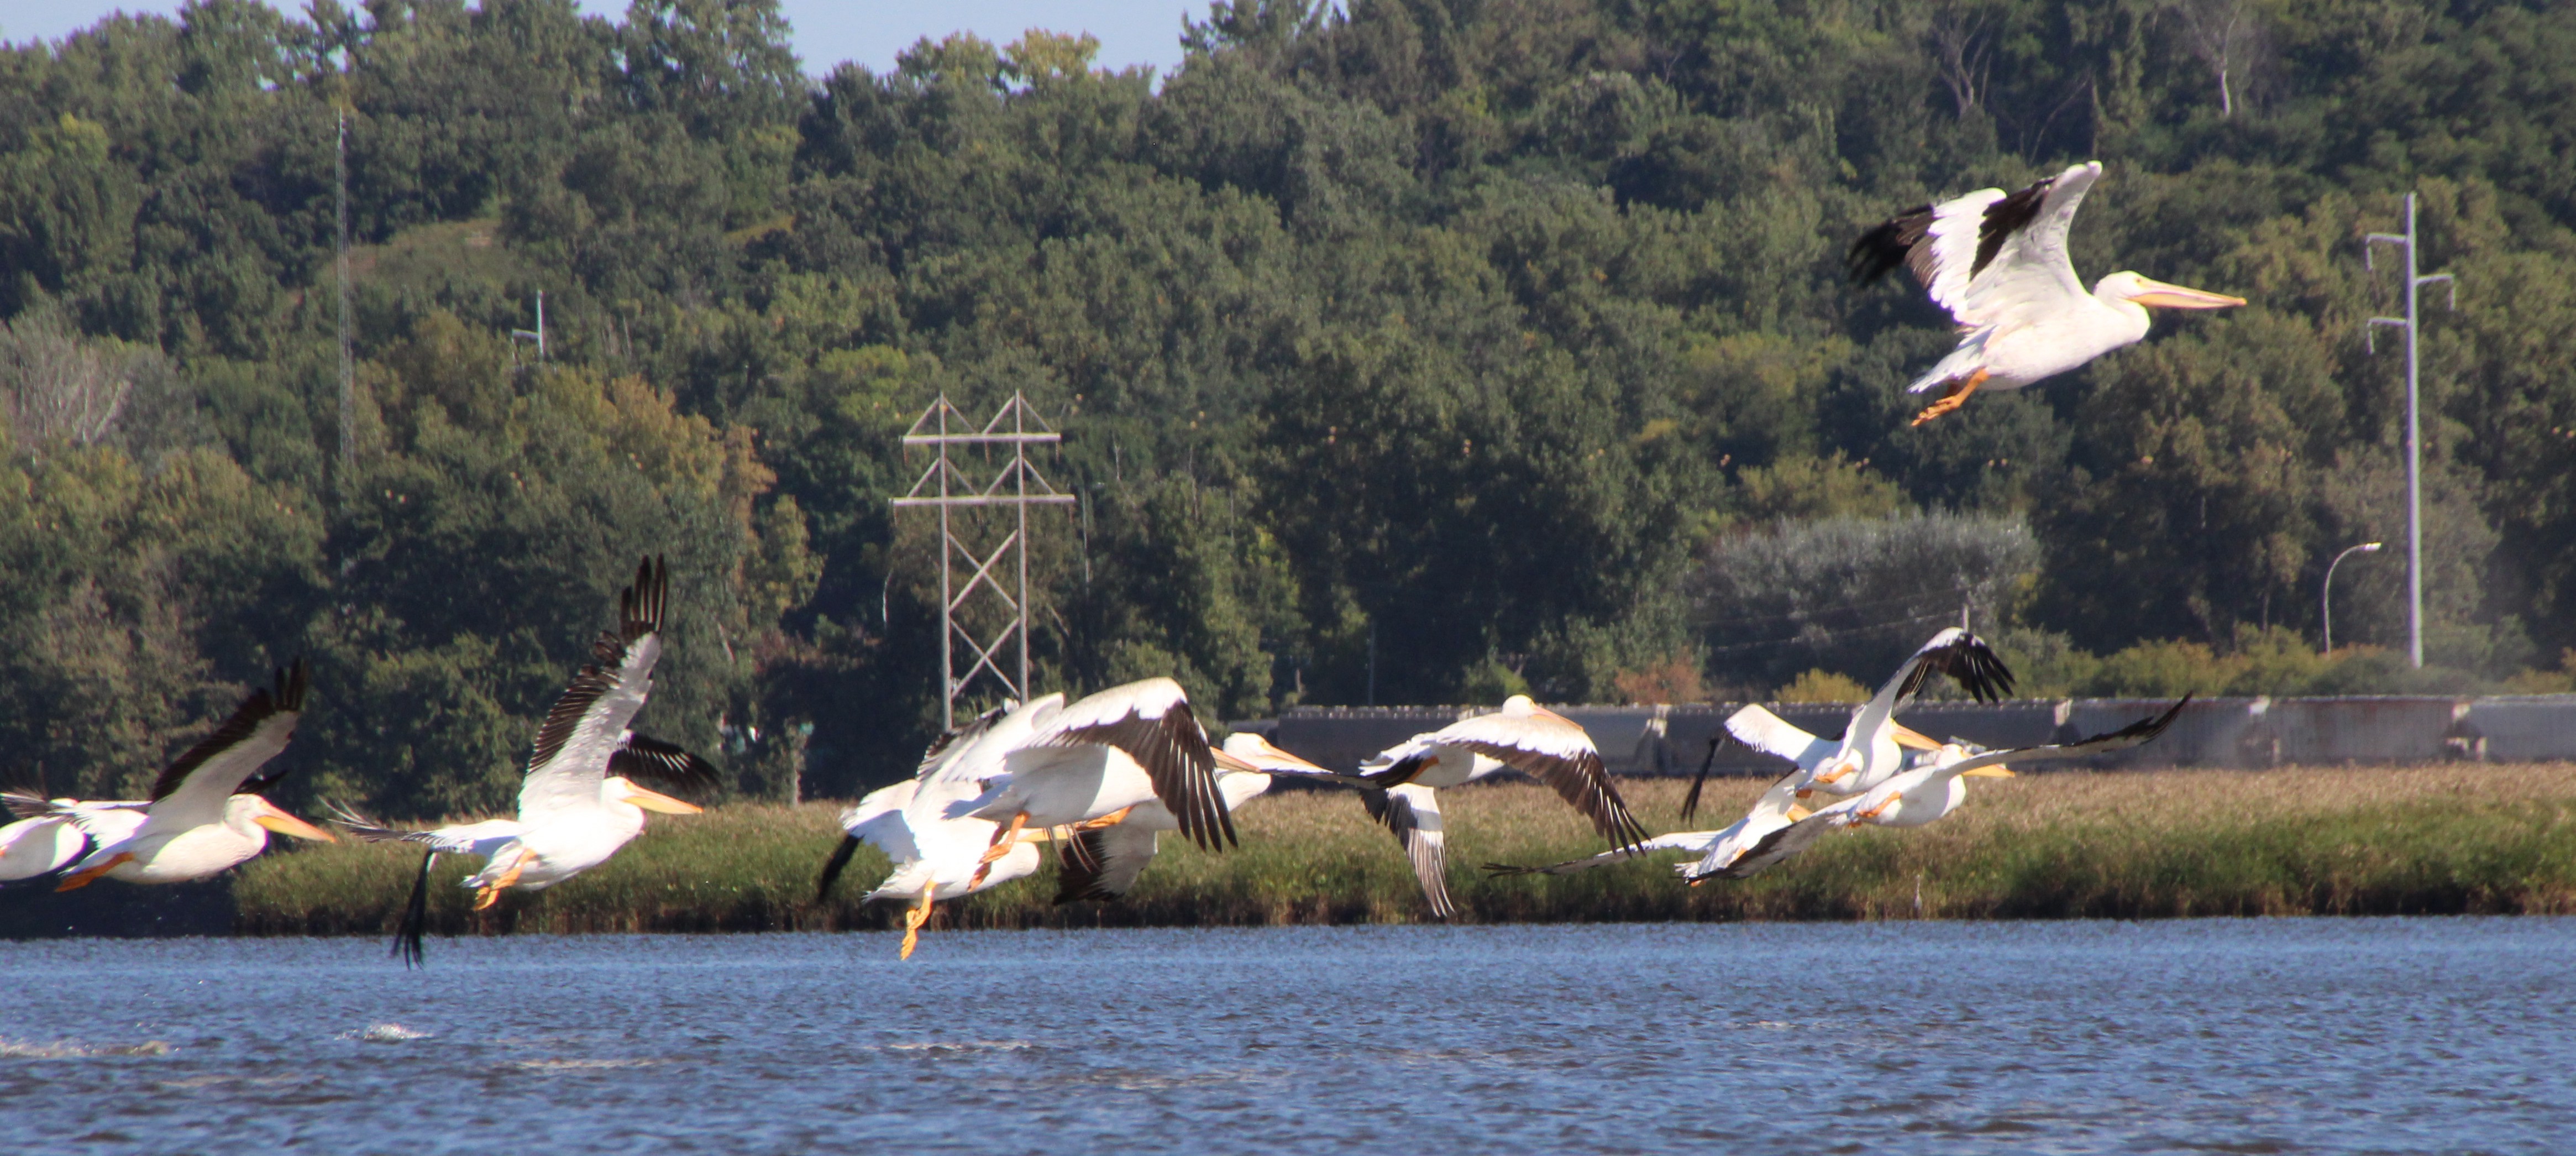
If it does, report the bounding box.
[3,919,2572,1154]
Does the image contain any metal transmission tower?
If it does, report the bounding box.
[891,394,1075,728]
[2365,193,2458,668]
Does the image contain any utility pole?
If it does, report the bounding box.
[2365,193,2457,669]
[333,107,354,490]
[510,291,546,362]
[890,394,1075,729]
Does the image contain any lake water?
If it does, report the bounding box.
[4,919,2573,1154]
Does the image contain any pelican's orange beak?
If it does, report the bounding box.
[1963,765,2016,778]
[622,784,703,815]
[254,802,338,842]
[2129,278,2246,310]
[1213,749,1261,773]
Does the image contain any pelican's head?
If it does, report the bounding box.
[602,775,704,816]
[2096,271,2246,311]
[1218,732,1329,776]
[225,794,338,843]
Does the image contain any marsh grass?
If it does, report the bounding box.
[232,764,2576,939]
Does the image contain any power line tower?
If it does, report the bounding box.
[2365,192,2458,669]
[891,394,1076,728]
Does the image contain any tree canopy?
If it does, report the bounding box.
[5,0,2573,811]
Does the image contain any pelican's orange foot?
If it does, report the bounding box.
[54,852,135,892]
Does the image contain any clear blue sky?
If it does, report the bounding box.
[0,1,1204,77]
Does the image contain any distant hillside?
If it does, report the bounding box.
[2,0,2572,811]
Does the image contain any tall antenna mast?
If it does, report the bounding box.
[2365,193,2458,669]
[334,106,355,488]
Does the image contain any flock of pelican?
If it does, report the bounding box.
[2,160,2222,959]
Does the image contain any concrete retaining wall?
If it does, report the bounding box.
[1242,695,2576,776]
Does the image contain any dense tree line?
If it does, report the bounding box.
[3,0,2572,812]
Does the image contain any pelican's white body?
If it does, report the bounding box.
[1815,745,2015,830]
[71,795,293,884]
[1911,285,2152,394]
[963,743,1162,830]
[0,803,146,881]
[846,778,1042,903]
[458,784,651,894]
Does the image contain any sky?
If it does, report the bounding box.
[0,0,1205,77]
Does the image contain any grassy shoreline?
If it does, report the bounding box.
[230,765,2576,939]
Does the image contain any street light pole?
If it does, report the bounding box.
[2365,194,2457,668]
[2321,541,2383,655]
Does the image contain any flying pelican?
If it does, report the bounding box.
[1680,697,2192,883]
[1850,161,2246,425]
[957,677,1236,887]
[1357,695,1649,919]
[1715,628,2017,809]
[49,661,335,890]
[335,557,716,966]
[1484,770,1814,881]
[1051,731,1363,904]
[0,795,146,882]
[814,702,1056,960]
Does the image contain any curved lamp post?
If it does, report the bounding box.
[2322,542,2384,655]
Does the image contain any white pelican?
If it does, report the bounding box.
[1051,731,1362,904]
[1484,770,1814,881]
[49,661,336,890]
[1850,161,2246,425]
[1716,628,2016,810]
[814,702,1056,959]
[1682,697,2191,882]
[957,677,1236,886]
[334,557,715,965]
[0,795,146,882]
[1357,695,1649,919]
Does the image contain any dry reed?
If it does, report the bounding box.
[230,763,2576,939]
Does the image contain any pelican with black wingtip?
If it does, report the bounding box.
[1751,627,2018,807]
[815,700,1054,960]
[1675,697,2193,885]
[955,677,1237,892]
[1051,731,1360,906]
[333,557,717,966]
[1356,695,1650,919]
[51,660,337,890]
[1850,161,2246,426]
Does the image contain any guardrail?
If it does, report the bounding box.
[1237,695,2576,777]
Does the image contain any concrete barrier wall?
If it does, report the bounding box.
[1242,694,2576,776]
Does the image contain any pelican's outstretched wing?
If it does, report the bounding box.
[1945,696,2192,777]
[1434,709,1649,851]
[1483,830,1723,877]
[1053,822,1161,904]
[1728,704,1835,768]
[1849,627,2016,752]
[815,780,922,902]
[608,730,722,797]
[1850,162,2102,328]
[1692,809,1842,880]
[1361,783,1452,919]
[1036,678,1232,851]
[145,660,308,830]
[520,558,668,823]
